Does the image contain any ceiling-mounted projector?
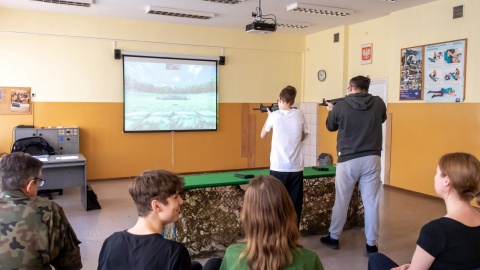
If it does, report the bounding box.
[246,21,276,34]
[246,0,277,34]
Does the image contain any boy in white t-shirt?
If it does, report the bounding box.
[260,85,308,226]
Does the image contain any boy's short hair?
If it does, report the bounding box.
[279,85,297,105]
[0,152,43,191]
[128,170,185,216]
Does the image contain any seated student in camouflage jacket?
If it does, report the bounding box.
[0,152,82,270]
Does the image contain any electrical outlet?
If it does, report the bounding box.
[32,92,36,97]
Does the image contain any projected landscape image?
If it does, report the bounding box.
[123,56,217,132]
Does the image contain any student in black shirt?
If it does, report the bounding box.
[98,170,221,270]
[368,152,480,270]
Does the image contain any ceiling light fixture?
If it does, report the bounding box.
[30,0,93,7]
[146,6,215,20]
[202,0,245,4]
[287,3,354,16]
[277,21,310,29]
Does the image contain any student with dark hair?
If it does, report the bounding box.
[220,175,323,270]
[260,85,308,226]
[0,152,82,270]
[98,170,221,270]
[321,75,387,256]
[368,152,480,270]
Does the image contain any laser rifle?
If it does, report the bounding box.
[319,97,346,106]
[253,103,297,113]
[253,103,278,113]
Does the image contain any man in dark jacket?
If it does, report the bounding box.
[320,75,387,257]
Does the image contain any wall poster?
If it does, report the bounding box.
[400,47,423,100]
[361,43,373,65]
[0,87,32,114]
[424,39,466,102]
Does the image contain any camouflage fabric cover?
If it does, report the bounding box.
[170,176,364,258]
[0,190,82,270]
[175,185,245,257]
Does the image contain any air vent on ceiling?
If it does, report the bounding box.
[146,6,215,20]
[334,33,340,43]
[287,3,353,17]
[202,0,244,4]
[30,0,92,7]
[453,5,464,19]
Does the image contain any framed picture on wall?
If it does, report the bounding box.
[399,46,423,100]
[424,39,466,103]
[361,43,373,65]
[0,87,32,114]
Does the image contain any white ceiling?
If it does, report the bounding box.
[0,0,439,35]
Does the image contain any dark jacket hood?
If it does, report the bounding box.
[345,93,374,111]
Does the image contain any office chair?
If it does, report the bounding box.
[11,137,64,200]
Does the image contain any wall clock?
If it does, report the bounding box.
[318,70,327,82]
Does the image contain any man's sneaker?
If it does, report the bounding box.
[320,234,339,250]
[366,243,378,257]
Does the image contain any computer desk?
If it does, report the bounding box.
[40,154,87,211]
[170,166,364,258]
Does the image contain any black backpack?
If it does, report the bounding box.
[11,137,55,156]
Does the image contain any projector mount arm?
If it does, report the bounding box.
[252,0,276,24]
[252,0,263,22]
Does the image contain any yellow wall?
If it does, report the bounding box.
[304,26,349,101]
[388,103,480,194]
[23,102,271,179]
[347,16,391,85]
[0,8,305,104]
[2,0,480,200]
[0,8,304,179]
[387,0,480,103]
[310,0,480,198]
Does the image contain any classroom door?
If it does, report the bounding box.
[368,78,388,184]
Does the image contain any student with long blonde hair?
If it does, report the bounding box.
[220,175,323,270]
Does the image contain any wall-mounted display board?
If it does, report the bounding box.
[424,39,466,103]
[400,47,423,100]
[399,39,467,103]
[0,87,32,114]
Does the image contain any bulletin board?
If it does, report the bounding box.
[424,39,466,102]
[0,87,32,114]
[400,46,423,100]
[399,39,467,103]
